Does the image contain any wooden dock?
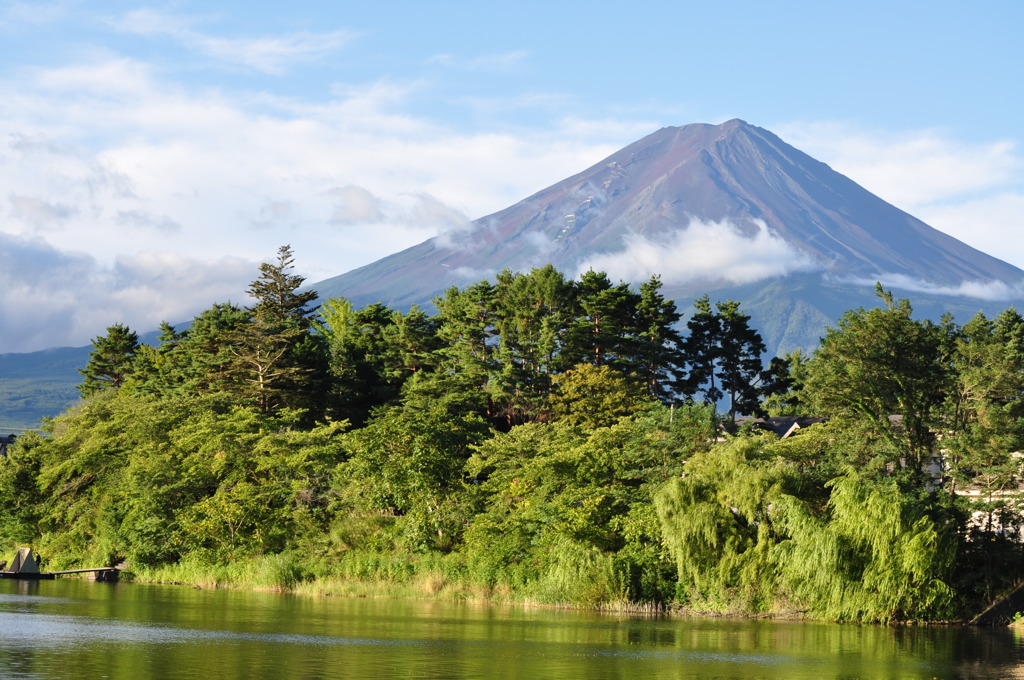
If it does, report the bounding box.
[0,548,120,582]
[0,567,120,581]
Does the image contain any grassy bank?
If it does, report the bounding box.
[125,550,667,615]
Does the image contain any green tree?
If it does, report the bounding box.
[338,405,487,551]
[247,244,318,325]
[634,275,686,401]
[716,300,770,419]
[761,349,810,416]
[420,280,500,418]
[489,266,575,424]
[79,323,140,396]
[680,295,723,405]
[230,245,322,414]
[939,310,1024,602]
[562,270,640,372]
[680,296,775,419]
[317,299,440,426]
[802,285,949,484]
[655,435,957,622]
[465,403,714,604]
[174,303,251,394]
[549,363,650,428]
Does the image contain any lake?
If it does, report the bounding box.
[0,578,1021,679]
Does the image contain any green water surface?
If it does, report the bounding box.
[0,579,1020,679]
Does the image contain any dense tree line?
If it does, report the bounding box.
[76,248,781,427]
[4,251,1024,623]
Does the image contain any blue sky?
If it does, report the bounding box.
[2,0,1023,352]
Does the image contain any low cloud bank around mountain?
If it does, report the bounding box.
[847,272,1024,303]
[575,220,819,287]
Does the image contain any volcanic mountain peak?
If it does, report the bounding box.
[314,119,1024,328]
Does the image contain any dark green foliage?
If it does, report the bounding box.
[635,275,686,400]
[680,295,779,419]
[761,349,809,416]
[247,244,319,325]
[230,245,322,416]
[316,300,439,426]
[78,323,140,396]
[563,270,640,371]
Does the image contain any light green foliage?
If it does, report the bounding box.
[464,403,715,603]
[775,475,955,622]
[18,389,346,567]
[337,405,488,552]
[0,430,46,547]
[549,363,651,428]
[655,435,957,621]
[655,437,794,613]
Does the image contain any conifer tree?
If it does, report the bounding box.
[231,245,321,415]
[562,270,639,371]
[716,300,769,420]
[680,296,776,419]
[680,295,723,406]
[78,323,140,396]
[635,275,685,400]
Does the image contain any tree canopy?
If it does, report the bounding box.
[18,256,1024,622]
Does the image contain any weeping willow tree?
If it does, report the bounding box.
[655,435,959,622]
[773,476,957,622]
[654,437,797,613]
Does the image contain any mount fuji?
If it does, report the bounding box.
[313,119,1024,354]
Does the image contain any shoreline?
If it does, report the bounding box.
[108,568,980,626]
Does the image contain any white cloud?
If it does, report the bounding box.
[110,9,353,74]
[0,235,255,353]
[777,121,1021,207]
[842,272,1024,303]
[575,219,819,286]
[328,185,384,225]
[915,193,1024,265]
[195,31,352,75]
[0,51,630,352]
[405,194,472,244]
